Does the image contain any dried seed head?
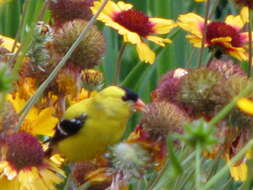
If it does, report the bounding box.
[154,68,188,103]
[51,19,105,69]
[208,59,246,79]
[72,162,98,186]
[212,76,253,106]
[55,65,82,97]
[178,67,223,115]
[81,69,104,91]
[49,0,95,26]
[109,143,151,179]
[141,101,189,135]
[0,101,18,134]
[212,76,253,130]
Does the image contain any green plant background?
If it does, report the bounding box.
[0,0,249,189]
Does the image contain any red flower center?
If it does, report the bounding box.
[206,21,242,47]
[6,132,44,170]
[113,9,154,37]
[235,0,253,9]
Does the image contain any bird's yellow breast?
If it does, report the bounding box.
[56,96,131,161]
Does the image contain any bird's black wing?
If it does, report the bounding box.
[45,114,87,156]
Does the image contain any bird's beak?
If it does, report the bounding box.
[134,99,146,112]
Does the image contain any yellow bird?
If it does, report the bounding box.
[46,86,145,162]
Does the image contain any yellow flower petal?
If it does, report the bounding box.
[210,36,232,44]
[117,1,133,11]
[227,47,247,61]
[237,98,253,115]
[177,13,204,38]
[149,18,177,34]
[7,93,25,113]
[230,162,248,181]
[0,34,19,52]
[40,169,64,189]
[225,15,244,30]
[147,36,171,46]
[136,42,155,64]
[240,6,249,24]
[32,107,58,136]
[225,7,248,29]
[210,37,248,61]
[186,34,203,48]
[0,176,20,190]
[7,92,58,136]
[91,0,119,18]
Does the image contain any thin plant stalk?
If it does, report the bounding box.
[248,7,252,77]
[114,43,127,84]
[16,0,110,130]
[176,168,195,190]
[209,0,221,19]
[10,0,50,77]
[148,151,195,190]
[11,0,30,52]
[202,139,253,190]
[195,143,201,190]
[198,0,210,67]
[78,181,92,190]
[63,174,72,190]
[146,160,169,190]
[37,0,49,21]
[208,80,253,127]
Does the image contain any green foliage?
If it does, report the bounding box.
[1,0,253,190]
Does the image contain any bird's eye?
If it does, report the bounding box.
[121,87,138,102]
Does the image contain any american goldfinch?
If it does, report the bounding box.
[46,86,145,162]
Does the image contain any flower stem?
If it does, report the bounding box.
[10,0,49,70]
[11,0,31,53]
[248,7,252,77]
[78,181,92,190]
[202,139,253,190]
[195,143,201,190]
[146,160,169,190]
[16,0,110,130]
[37,0,49,21]
[198,0,210,67]
[114,43,127,84]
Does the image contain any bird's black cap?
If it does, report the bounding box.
[121,87,138,102]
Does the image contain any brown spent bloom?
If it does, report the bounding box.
[0,101,18,134]
[19,56,55,85]
[72,162,98,185]
[141,101,190,136]
[0,39,10,62]
[212,76,253,106]
[81,69,104,90]
[51,19,105,69]
[72,162,111,190]
[153,68,188,103]
[178,67,223,115]
[208,58,246,79]
[212,76,253,129]
[49,0,95,26]
[55,64,82,97]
